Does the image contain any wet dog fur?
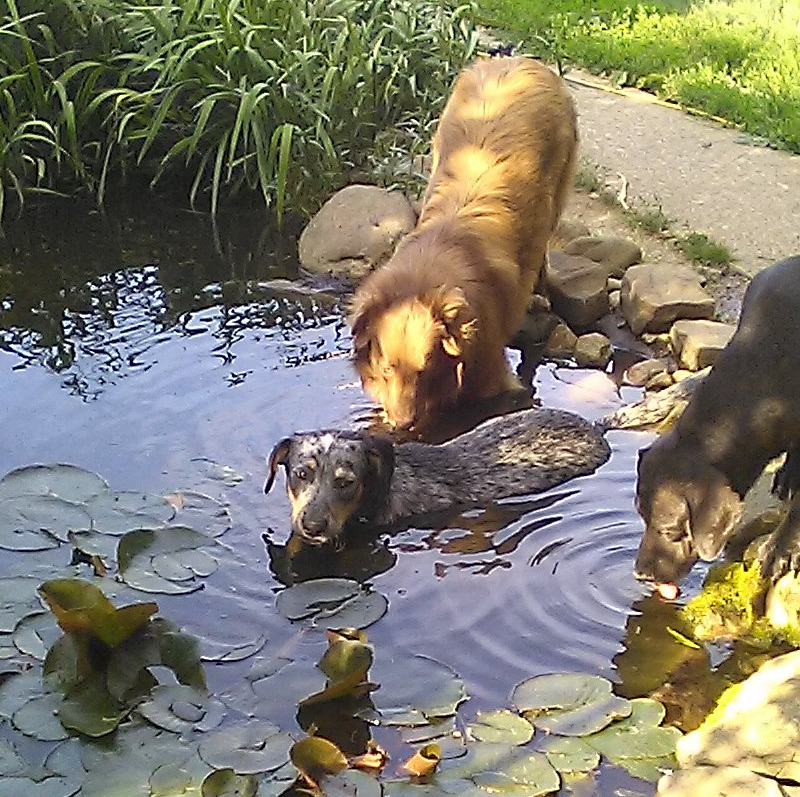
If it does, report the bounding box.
[350,56,578,429]
[634,255,800,587]
[265,408,610,547]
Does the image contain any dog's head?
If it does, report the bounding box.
[633,435,744,587]
[350,286,477,429]
[264,430,394,546]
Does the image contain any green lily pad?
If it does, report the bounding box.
[199,720,293,774]
[301,634,375,706]
[152,547,217,582]
[137,684,225,734]
[0,775,82,797]
[0,671,46,720]
[585,698,682,762]
[373,654,467,721]
[117,526,217,594]
[538,736,600,773]
[0,738,27,776]
[166,490,233,537]
[322,769,382,797]
[13,692,70,741]
[199,633,268,663]
[0,495,91,550]
[12,611,61,660]
[275,578,388,629]
[479,751,561,795]
[290,736,348,783]
[149,750,211,795]
[512,673,632,736]
[84,490,175,536]
[0,577,46,632]
[39,578,158,648]
[58,672,127,737]
[468,710,534,745]
[400,717,459,745]
[190,458,244,487]
[613,756,670,782]
[201,768,258,797]
[0,464,108,502]
[440,742,517,779]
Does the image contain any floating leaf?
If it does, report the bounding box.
[13,692,70,741]
[275,578,388,629]
[0,577,45,632]
[58,672,128,737]
[190,458,244,487]
[0,464,108,502]
[323,769,382,797]
[400,717,459,745]
[67,530,118,563]
[138,684,225,735]
[290,736,348,786]
[199,720,292,774]
[0,495,91,550]
[39,578,158,648]
[0,738,27,776]
[199,633,268,663]
[12,611,61,660]
[0,672,46,721]
[474,750,560,796]
[539,736,600,773]
[149,750,211,795]
[402,744,441,777]
[512,673,632,736]
[166,491,233,537]
[84,490,175,536]
[0,774,82,797]
[301,634,375,706]
[201,768,258,797]
[468,710,533,745]
[117,526,217,594]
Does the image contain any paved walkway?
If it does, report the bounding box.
[566,70,800,276]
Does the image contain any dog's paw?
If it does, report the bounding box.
[762,539,800,583]
[772,449,800,501]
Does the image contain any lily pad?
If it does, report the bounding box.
[512,673,632,736]
[199,720,293,774]
[199,633,268,663]
[0,495,91,550]
[301,634,375,706]
[13,692,70,741]
[117,526,217,594]
[84,490,175,536]
[137,684,225,735]
[468,710,534,745]
[166,490,233,537]
[0,464,108,502]
[58,672,127,737]
[0,775,82,797]
[201,768,258,797]
[0,577,46,632]
[275,578,388,629]
[0,737,27,776]
[149,751,211,795]
[12,611,61,660]
[290,736,348,784]
[0,671,47,720]
[67,530,118,563]
[538,736,600,773]
[474,750,560,796]
[323,769,382,797]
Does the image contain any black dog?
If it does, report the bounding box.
[634,254,800,590]
[265,408,610,547]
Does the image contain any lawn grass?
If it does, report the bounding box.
[476,0,800,153]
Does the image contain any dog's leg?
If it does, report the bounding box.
[772,446,800,501]
[762,494,800,581]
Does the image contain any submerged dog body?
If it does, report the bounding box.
[634,255,800,588]
[350,56,578,429]
[265,408,610,546]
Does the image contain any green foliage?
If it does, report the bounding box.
[676,231,733,267]
[0,0,478,221]
[477,0,800,153]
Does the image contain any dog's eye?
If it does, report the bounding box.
[333,476,355,491]
[293,466,312,482]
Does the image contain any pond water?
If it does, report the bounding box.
[0,196,742,795]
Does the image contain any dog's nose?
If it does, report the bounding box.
[300,515,329,543]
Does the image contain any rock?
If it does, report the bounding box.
[551,218,591,248]
[657,765,785,797]
[677,649,800,782]
[670,319,736,370]
[609,289,621,311]
[765,571,800,632]
[545,251,610,329]
[563,235,642,277]
[298,184,416,281]
[624,358,670,387]
[606,276,622,291]
[544,322,578,358]
[574,332,611,368]
[672,369,694,383]
[621,263,715,336]
[645,371,675,390]
[513,297,560,348]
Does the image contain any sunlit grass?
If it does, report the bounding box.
[477,0,800,152]
[0,0,478,222]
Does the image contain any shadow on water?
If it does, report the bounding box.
[0,194,773,795]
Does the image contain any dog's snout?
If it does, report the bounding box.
[298,513,330,544]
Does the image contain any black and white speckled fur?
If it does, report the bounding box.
[265,407,610,547]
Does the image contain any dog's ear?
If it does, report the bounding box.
[348,295,375,362]
[686,477,744,560]
[264,437,293,494]
[431,287,476,357]
[362,432,395,497]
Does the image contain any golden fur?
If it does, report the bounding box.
[350,56,578,429]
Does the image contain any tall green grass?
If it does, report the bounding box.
[478,0,800,153]
[0,0,477,222]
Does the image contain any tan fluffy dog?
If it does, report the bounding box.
[350,56,578,429]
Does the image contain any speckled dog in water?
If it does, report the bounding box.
[265,408,610,547]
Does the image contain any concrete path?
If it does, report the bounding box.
[566,70,800,276]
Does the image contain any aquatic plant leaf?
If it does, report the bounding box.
[13,693,70,741]
[440,742,516,779]
[201,768,258,797]
[322,769,382,797]
[0,671,46,720]
[151,617,207,691]
[199,720,292,774]
[373,654,467,721]
[12,611,61,660]
[585,698,681,761]
[538,736,600,773]
[84,490,175,536]
[165,490,233,537]
[67,530,118,563]
[301,635,375,706]
[290,736,348,785]
[149,751,211,796]
[613,756,668,782]
[0,464,108,502]
[190,458,244,487]
[138,684,225,735]
[472,750,561,796]
[0,774,82,797]
[58,672,127,737]
[276,578,388,629]
[0,576,45,632]
[402,744,441,777]
[400,717,459,745]
[468,710,534,745]
[199,633,268,663]
[39,578,158,648]
[117,526,217,594]
[0,495,90,550]
[528,693,633,736]
[0,737,27,776]
[43,634,81,695]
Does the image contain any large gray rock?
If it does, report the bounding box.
[298,184,416,281]
[657,765,785,797]
[545,251,610,329]
[563,235,642,277]
[669,318,736,370]
[676,649,800,782]
[574,332,611,368]
[621,263,715,335]
[552,217,591,248]
[544,322,578,358]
